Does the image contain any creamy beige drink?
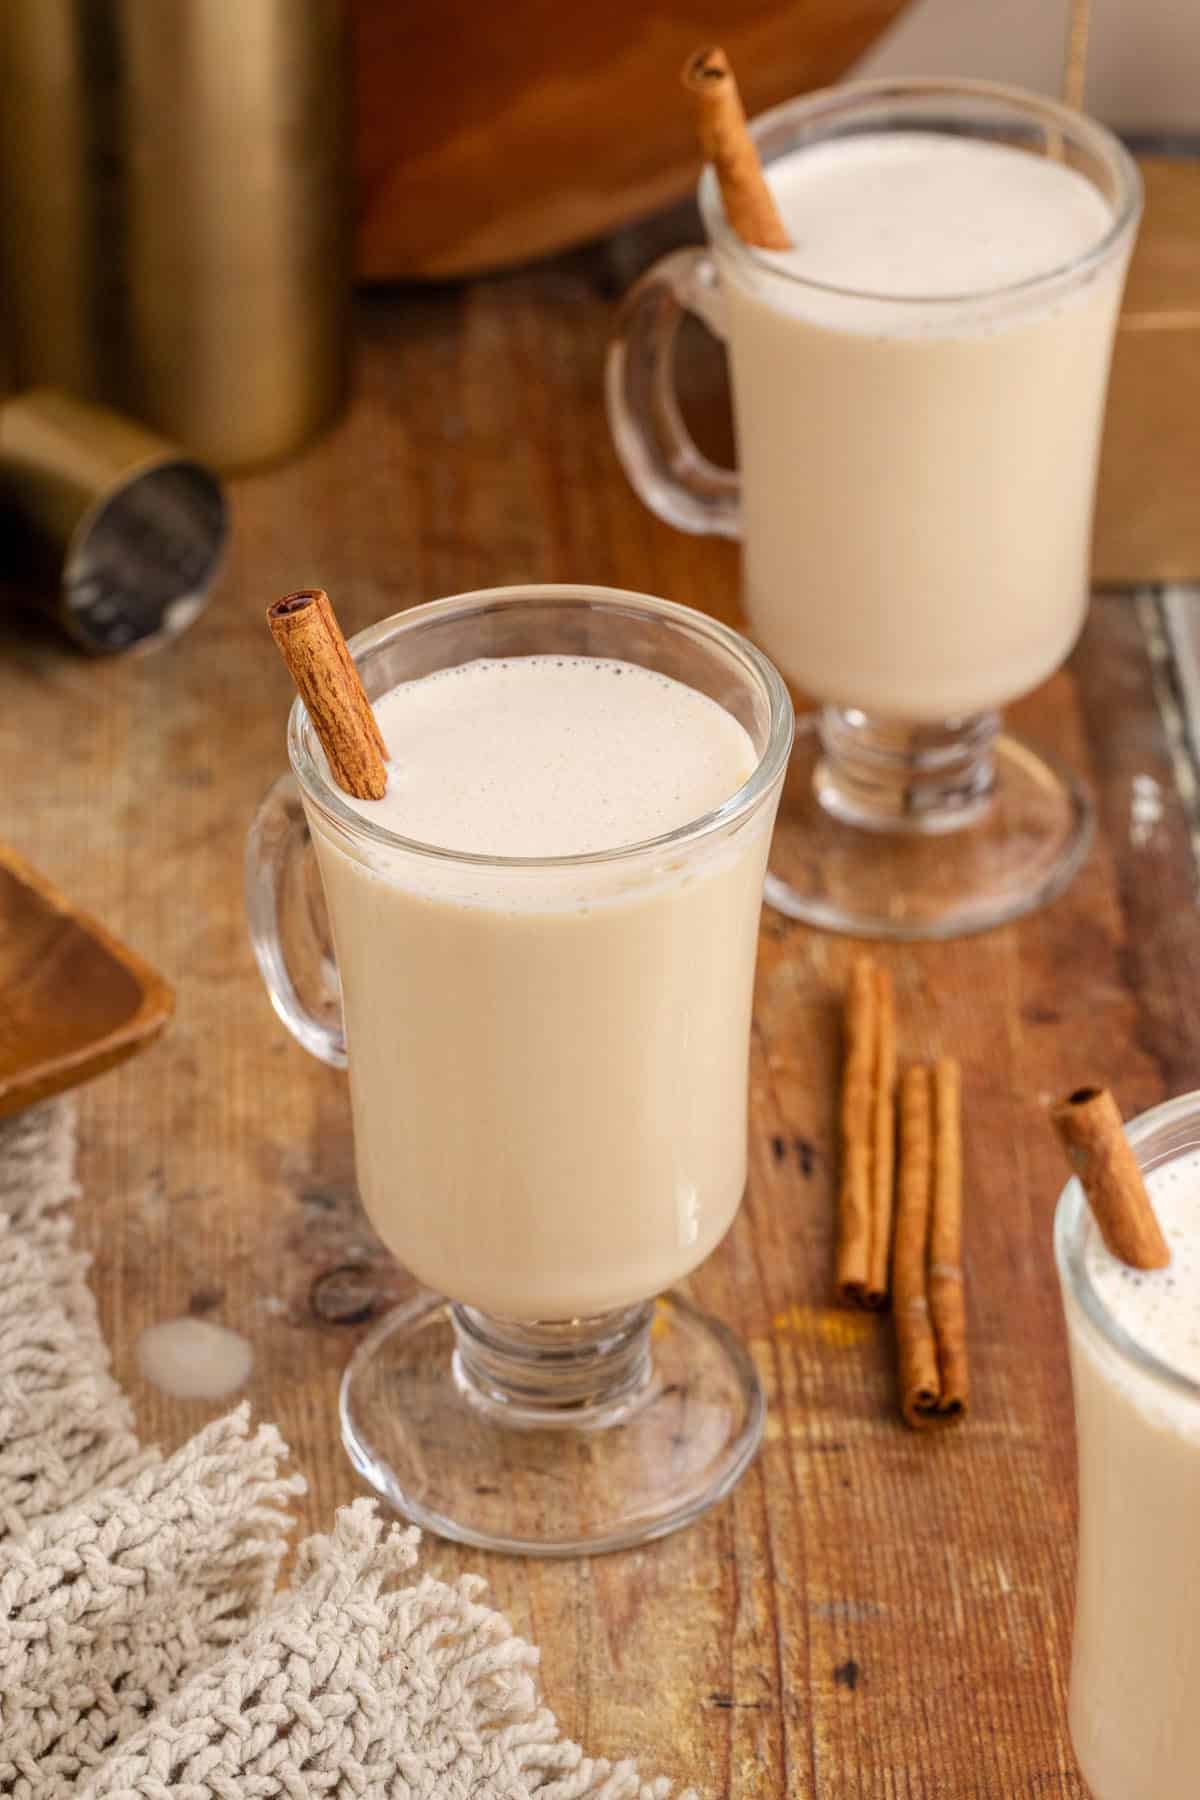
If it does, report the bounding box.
[1061,1148,1200,1800]
[309,654,772,1320]
[721,132,1127,721]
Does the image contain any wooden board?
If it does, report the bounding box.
[1095,158,1200,584]
[350,0,910,278]
[0,223,1197,1794]
[0,842,173,1119]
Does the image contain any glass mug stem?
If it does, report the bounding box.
[815,707,999,834]
[451,1302,655,1426]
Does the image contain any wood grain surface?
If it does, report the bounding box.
[1,219,1198,1796]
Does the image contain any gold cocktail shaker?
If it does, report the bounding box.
[0,0,348,472]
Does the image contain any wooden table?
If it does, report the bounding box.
[3,226,1199,1797]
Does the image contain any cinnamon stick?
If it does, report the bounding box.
[313,587,387,762]
[1062,0,1092,111]
[682,47,791,251]
[893,1059,969,1429]
[1050,1086,1170,1269]
[837,957,875,1305]
[837,956,896,1308]
[267,588,388,800]
[867,968,898,1305]
[894,1065,941,1427]
[929,1058,968,1418]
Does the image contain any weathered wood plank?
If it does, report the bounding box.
[1,239,1197,1795]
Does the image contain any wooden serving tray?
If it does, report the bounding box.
[350,0,911,278]
[0,844,173,1120]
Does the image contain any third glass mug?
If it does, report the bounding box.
[247,584,792,1556]
[607,78,1141,939]
[1055,1093,1200,1799]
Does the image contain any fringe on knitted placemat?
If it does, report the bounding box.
[0,1103,147,1539]
[0,1101,79,1234]
[77,1497,690,1800]
[0,1405,304,1800]
[0,1100,105,1330]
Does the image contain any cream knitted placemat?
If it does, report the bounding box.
[0,1103,148,1536]
[0,1105,688,1800]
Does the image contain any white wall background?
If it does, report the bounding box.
[854,0,1200,133]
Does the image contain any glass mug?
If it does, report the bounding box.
[607,78,1141,940]
[1055,1093,1200,1800]
[247,584,793,1555]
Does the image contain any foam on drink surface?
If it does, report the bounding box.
[1084,1148,1200,1390]
[343,656,757,859]
[753,132,1113,333]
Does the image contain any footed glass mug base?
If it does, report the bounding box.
[764,709,1093,941]
[340,1290,764,1557]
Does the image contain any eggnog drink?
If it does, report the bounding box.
[720,131,1128,720]
[309,654,775,1320]
[1059,1144,1200,1800]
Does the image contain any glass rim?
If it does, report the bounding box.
[287,582,795,869]
[1054,1090,1200,1406]
[699,75,1143,308]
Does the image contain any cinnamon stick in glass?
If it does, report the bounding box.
[1051,1085,1170,1269]
[267,588,388,800]
[837,956,896,1308]
[1062,0,1092,112]
[312,587,388,762]
[868,969,898,1303]
[682,47,791,251]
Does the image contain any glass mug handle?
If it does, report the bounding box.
[605,247,742,539]
[245,772,347,1068]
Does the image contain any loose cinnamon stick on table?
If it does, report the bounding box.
[929,1057,968,1417]
[837,958,875,1302]
[682,47,791,251]
[836,955,896,1308]
[893,1058,969,1429]
[894,1065,941,1425]
[1050,1085,1170,1270]
[267,588,388,800]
